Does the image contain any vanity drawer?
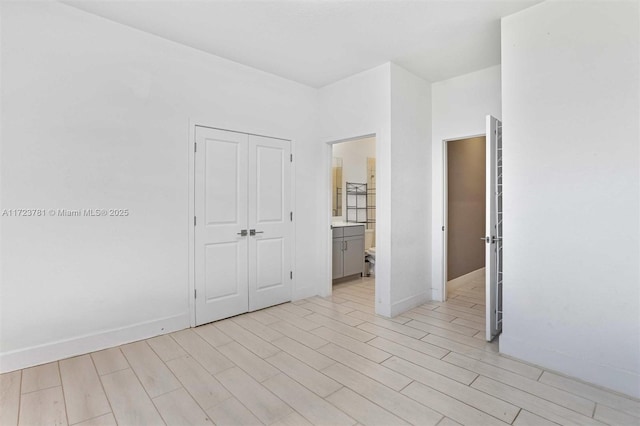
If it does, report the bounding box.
[344,225,365,237]
[332,227,344,239]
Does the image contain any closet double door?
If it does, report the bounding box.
[195,126,292,326]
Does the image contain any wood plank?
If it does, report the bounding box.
[513,410,560,426]
[165,356,231,410]
[214,367,292,424]
[403,312,478,336]
[120,341,181,398]
[383,356,519,424]
[422,334,543,380]
[326,387,409,426]
[401,381,509,426]
[471,376,604,426]
[21,362,60,394]
[368,338,477,385]
[100,369,164,425]
[297,303,363,326]
[278,302,314,317]
[270,321,328,349]
[263,373,356,426]
[205,397,262,426]
[348,310,425,336]
[171,329,234,374]
[194,323,234,347]
[318,344,412,391]
[147,334,188,361]
[18,386,67,426]
[306,313,375,342]
[311,327,391,363]
[0,371,21,426]
[246,308,281,325]
[539,371,640,417]
[232,315,283,342]
[407,320,495,351]
[217,341,280,383]
[59,355,110,424]
[73,413,117,426]
[593,403,640,426]
[90,348,129,376]
[265,306,322,331]
[443,352,595,416]
[214,320,280,358]
[266,351,342,397]
[357,322,449,359]
[410,306,457,322]
[271,337,335,371]
[153,388,214,426]
[322,363,443,426]
[306,297,356,314]
[270,411,313,426]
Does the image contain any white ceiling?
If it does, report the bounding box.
[63,0,540,88]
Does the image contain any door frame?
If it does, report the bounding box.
[188,120,296,327]
[324,133,376,298]
[441,133,485,301]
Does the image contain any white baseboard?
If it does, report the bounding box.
[0,313,190,373]
[390,291,430,317]
[447,267,485,293]
[500,333,640,399]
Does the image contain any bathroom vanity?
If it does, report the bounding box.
[332,223,365,280]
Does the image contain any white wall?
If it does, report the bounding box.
[501,1,640,398]
[319,63,432,317]
[0,1,321,372]
[332,137,376,222]
[389,64,432,315]
[431,66,501,300]
[318,64,393,315]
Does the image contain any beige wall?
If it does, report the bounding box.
[447,136,485,280]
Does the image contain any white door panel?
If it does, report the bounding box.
[485,116,503,341]
[195,127,249,325]
[248,135,291,311]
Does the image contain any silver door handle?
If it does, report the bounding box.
[481,236,502,244]
[249,229,264,236]
[344,241,348,250]
[237,229,248,236]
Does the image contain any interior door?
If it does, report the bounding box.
[195,127,249,325]
[485,115,503,341]
[247,135,292,311]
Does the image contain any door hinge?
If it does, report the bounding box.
[290,271,293,279]
[194,142,197,152]
[290,211,293,221]
[194,289,197,299]
[194,216,197,226]
[290,153,293,162]
[442,226,445,231]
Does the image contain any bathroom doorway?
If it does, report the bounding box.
[328,136,376,298]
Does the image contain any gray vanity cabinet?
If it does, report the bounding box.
[332,225,365,279]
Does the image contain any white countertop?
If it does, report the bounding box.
[331,221,365,228]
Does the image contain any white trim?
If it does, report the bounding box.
[0,314,189,373]
[390,292,430,317]
[500,334,640,399]
[441,133,485,302]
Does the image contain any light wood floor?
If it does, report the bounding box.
[2,276,639,426]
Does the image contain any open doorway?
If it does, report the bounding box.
[329,136,376,298]
[443,136,487,336]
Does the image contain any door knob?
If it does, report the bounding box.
[237,229,248,236]
[249,229,264,236]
